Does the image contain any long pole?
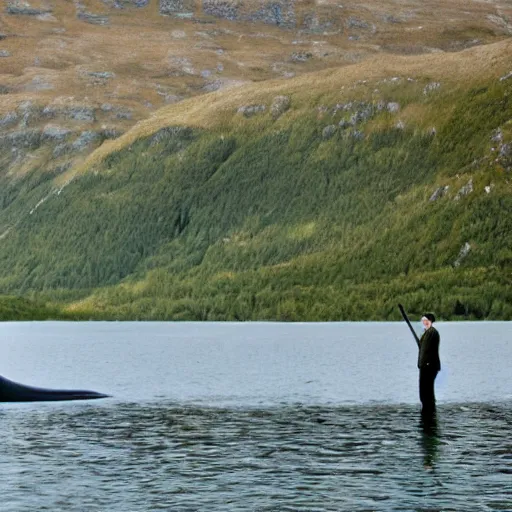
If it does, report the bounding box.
[398,303,420,348]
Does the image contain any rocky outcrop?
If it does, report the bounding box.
[157,0,360,31]
[42,124,72,140]
[237,104,266,117]
[499,143,511,165]
[0,130,42,150]
[322,124,337,140]
[100,104,132,120]
[52,143,70,157]
[102,0,149,8]
[43,105,96,122]
[317,99,403,138]
[100,103,115,112]
[167,56,196,76]
[115,109,132,120]
[156,0,478,34]
[6,1,52,15]
[423,82,441,95]
[0,112,18,128]
[346,16,375,32]
[492,128,504,144]
[246,0,296,27]
[386,102,400,113]
[202,0,237,20]
[291,51,312,63]
[85,71,115,81]
[491,128,511,171]
[72,130,100,150]
[454,242,471,267]
[454,179,473,200]
[270,96,290,120]
[487,14,512,35]
[202,0,296,27]
[53,130,102,156]
[160,0,196,16]
[161,0,302,28]
[300,12,335,33]
[100,127,123,139]
[0,50,11,57]
[77,11,110,24]
[429,185,449,202]
[349,106,374,125]
[16,101,44,127]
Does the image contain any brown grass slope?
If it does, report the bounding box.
[1,0,511,184]
[1,0,511,118]
[76,37,512,175]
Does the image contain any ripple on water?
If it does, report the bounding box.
[1,402,511,511]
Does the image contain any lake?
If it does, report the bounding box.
[1,322,511,511]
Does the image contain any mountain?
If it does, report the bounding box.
[1,1,511,320]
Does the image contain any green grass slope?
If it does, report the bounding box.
[0,296,62,321]
[0,41,511,320]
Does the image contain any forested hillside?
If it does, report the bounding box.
[1,38,511,320]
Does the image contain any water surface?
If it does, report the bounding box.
[1,322,510,405]
[1,322,511,511]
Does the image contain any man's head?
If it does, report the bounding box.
[421,313,436,330]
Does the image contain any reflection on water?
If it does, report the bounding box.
[1,401,511,511]
[419,412,440,470]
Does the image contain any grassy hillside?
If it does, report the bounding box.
[0,40,511,320]
[0,296,62,321]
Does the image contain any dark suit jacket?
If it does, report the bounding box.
[418,326,441,371]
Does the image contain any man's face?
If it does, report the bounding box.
[422,318,432,330]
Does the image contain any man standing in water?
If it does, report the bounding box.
[418,313,441,416]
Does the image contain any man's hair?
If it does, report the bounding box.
[423,313,436,323]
